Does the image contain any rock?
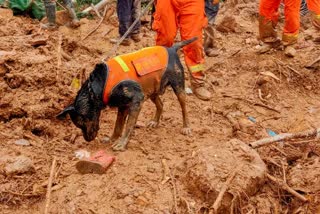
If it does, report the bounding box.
[14,139,30,146]
[216,15,237,33]
[0,8,13,19]
[238,117,256,135]
[185,87,193,94]
[177,139,266,213]
[41,11,71,26]
[0,155,35,175]
[284,46,296,57]
[28,37,47,47]
[135,121,145,128]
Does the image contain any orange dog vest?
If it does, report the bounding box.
[103,46,169,105]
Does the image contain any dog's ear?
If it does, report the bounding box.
[56,105,75,120]
[89,63,108,97]
[90,63,108,82]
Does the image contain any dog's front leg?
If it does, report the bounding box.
[112,103,142,151]
[104,107,128,143]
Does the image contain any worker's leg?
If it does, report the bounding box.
[178,0,212,100]
[307,0,320,29]
[131,0,141,41]
[62,0,80,28]
[152,0,177,47]
[259,0,282,43]
[42,0,56,29]
[282,0,300,45]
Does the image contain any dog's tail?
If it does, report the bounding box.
[172,37,198,51]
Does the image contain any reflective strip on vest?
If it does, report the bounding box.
[188,64,205,73]
[114,56,130,72]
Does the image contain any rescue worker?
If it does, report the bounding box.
[152,0,212,101]
[306,0,320,30]
[41,0,80,29]
[258,0,301,52]
[110,0,141,46]
[204,0,220,57]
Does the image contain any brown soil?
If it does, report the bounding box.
[1,1,320,213]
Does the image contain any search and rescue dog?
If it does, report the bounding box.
[57,37,197,151]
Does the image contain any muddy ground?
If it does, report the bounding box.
[1,1,320,213]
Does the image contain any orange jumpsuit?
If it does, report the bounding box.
[259,0,300,45]
[307,0,320,29]
[152,0,207,83]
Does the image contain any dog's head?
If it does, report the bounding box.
[57,63,108,141]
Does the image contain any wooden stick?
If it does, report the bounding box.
[82,6,114,41]
[44,157,57,214]
[81,0,109,14]
[272,57,302,76]
[61,50,71,61]
[91,3,102,18]
[161,159,170,185]
[305,55,320,68]
[57,34,62,68]
[210,166,240,213]
[266,174,308,202]
[249,128,320,148]
[223,94,281,114]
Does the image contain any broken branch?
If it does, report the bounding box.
[161,159,170,185]
[210,166,240,213]
[266,174,308,202]
[305,55,320,69]
[44,157,57,214]
[82,6,114,41]
[250,128,320,148]
[57,34,62,69]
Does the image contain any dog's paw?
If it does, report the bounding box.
[181,127,192,135]
[147,120,159,128]
[112,141,127,151]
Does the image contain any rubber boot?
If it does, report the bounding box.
[189,71,212,101]
[204,25,219,57]
[63,0,80,28]
[41,0,56,30]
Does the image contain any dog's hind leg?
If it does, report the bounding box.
[147,94,163,128]
[176,91,191,135]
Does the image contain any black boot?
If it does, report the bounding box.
[63,0,80,28]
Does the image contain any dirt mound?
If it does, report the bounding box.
[177,139,266,213]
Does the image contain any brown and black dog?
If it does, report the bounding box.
[57,37,197,151]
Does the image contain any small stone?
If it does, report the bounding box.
[305,85,312,90]
[147,167,155,173]
[14,139,30,146]
[135,121,145,128]
[3,155,35,175]
[284,46,296,57]
[136,195,149,206]
[124,196,134,205]
[0,8,13,19]
[185,87,193,94]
